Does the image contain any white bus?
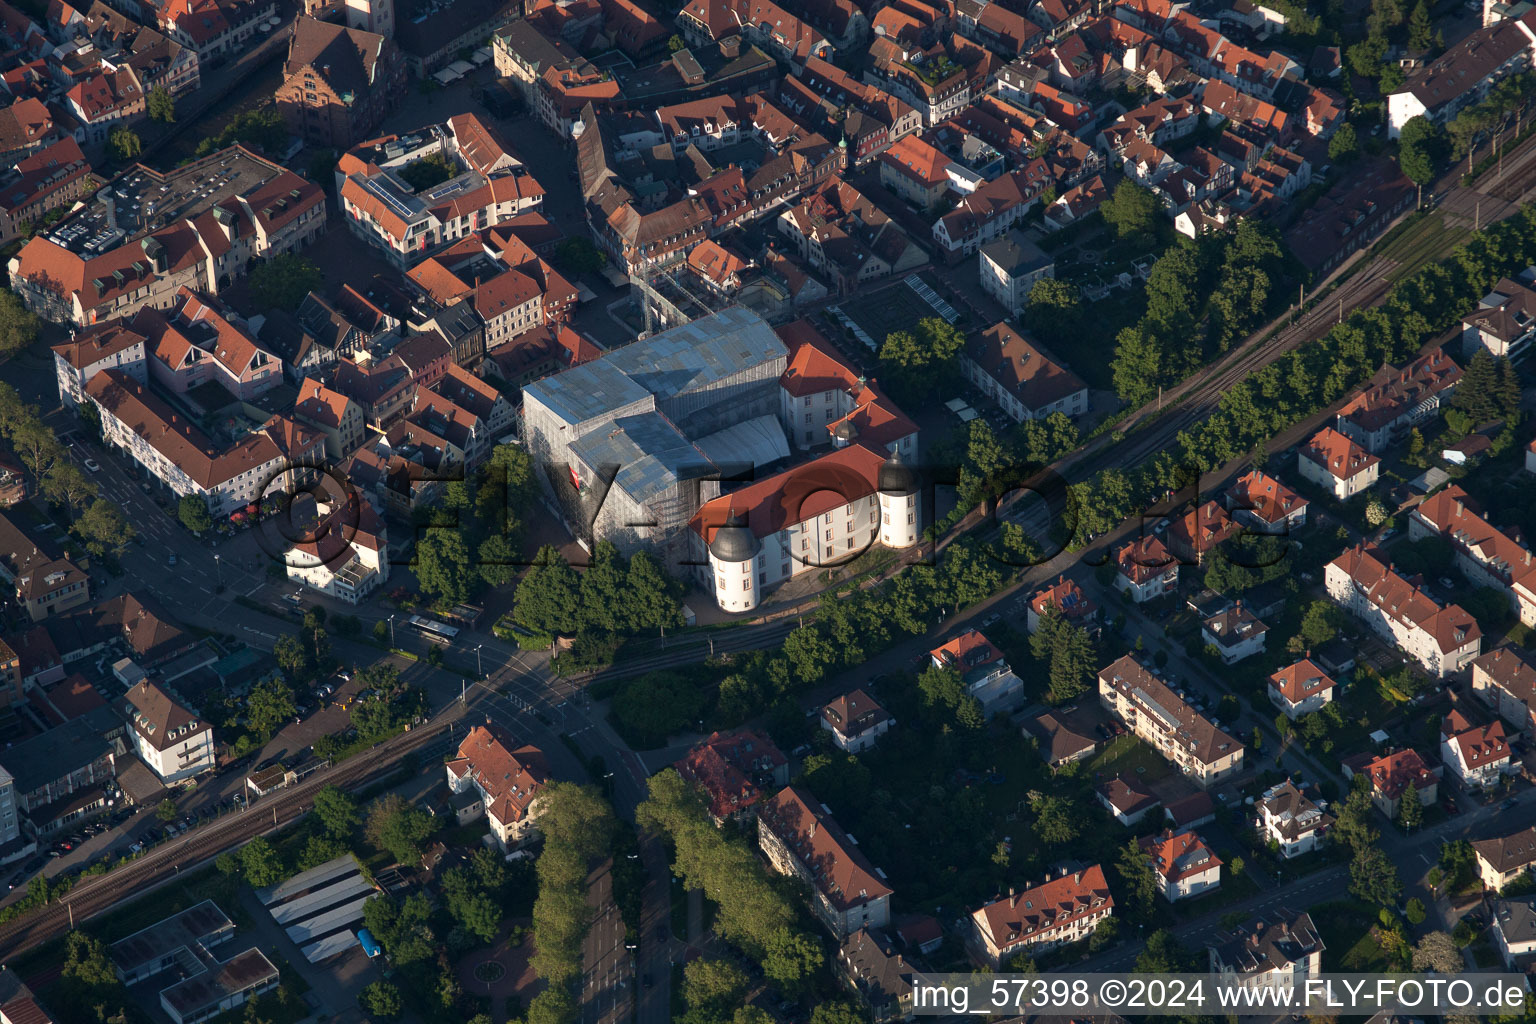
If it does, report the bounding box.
[407,615,460,645]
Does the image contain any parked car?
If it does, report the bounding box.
[83,458,100,472]
[1503,797,1521,811]
[167,552,177,566]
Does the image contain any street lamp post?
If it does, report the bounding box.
[475,643,483,677]
[387,614,396,647]
[213,553,222,588]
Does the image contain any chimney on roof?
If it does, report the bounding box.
[1455,497,1464,516]
[1009,889,1018,907]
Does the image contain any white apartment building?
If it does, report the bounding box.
[759,786,892,940]
[53,318,149,408]
[1256,782,1333,858]
[1268,658,1335,720]
[1440,710,1512,790]
[1115,535,1179,603]
[1475,825,1536,890]
[285,500,389,604]
[123,678,214,783]
[969,866,1114,966]
[86,369,322,518]
[1412,485,1536,627]
[1099,655,1245,786]
[1141,828,1222,902]
[1296,427,1380,501]
[1472,646,1536,735]
[444,725,549,850]
[1325,544,1482,678]
[1209,912,1324,992]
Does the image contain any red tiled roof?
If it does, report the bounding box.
[446,724,549,825]
[760,786,892,911]
[1300,426,1378,480]
[690,443,886,541]
[1268,658,1334,703]
[971,864,1112,950]
[1364,748,1435,800]
[1139,828,1221,882]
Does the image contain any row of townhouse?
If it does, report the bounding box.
[1411,484,1536,628]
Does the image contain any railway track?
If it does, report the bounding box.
[0,720,451,960]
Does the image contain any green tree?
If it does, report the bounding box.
[1102,179,1160,239]
[273,633,309,680]
[809,1003,864,1024]
[240,835,287,887]
[247,674,296,737]
[1029,791,1079,843]
[1117,838,1158,915]
[178,494,213,533]
[1496,357,1523,418]
[1112,324,1164,407]
[1024,277,1081,346]
[1405,897,1427,925]
[1296,600,1344,651]
[156,798,178,822]
[762,926,824,994]
[73,497,134,558]
[515,545,581,635]
[477,533,520,587]
[415,528,474,606]
[1397,788,1423,831]
[1411,931,1462,972]
[1452,347,1502,424]
[612,671,706,748]
[626,550,685,634]
[683,959,749,1022]
[1136,929,1193,972]
[359,981,402,1019]
[1398,115,1445,186]
[1346,35,1387,78]
[40,462,95,515]
[312,785,358,837]
[1408,0,1434,51]
[1350,846,1403,907]
[365,793,436,865]
[147,85,176,122]
[577,540,630,634]
[553,237,607,274]
[249,254,321,311]
[0,289,41,359]
[1029,606,1097,703]
[667,33,686,50]
[107,126,142,162]
[1329,121,1360,163]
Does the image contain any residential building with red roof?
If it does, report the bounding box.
[143,288,281,400]
[864,37,973,126]
[776,178,927,297]
[86,369,317,517]
[52,311,150,407]
[673,728,788,823]
[878,132,954,207]
[64,66,143,147]
[293,377,364,459]
[1412,484,1536,627]
[1326,543,1481,677]
[784,55,921,165]
[285,496,388,604]
[159,0,274,61]
[0,136,96,246]
[1115,534,1178,603]
[0,97,59,172]
[1042,173,1107,231]
[759,786,893,939]
[930,627,1023,715]
[1166,500,1239,566]
[1140,828,1221,901]
[1473,645,1536,736]
[1256,782,1333,858]
[10,144,325,326]
[1296,426,1380,500]
[675,0,831,59]
[1096,774,1161,826]
[961,321,1086,422]
[968,864,1113,965]
[1227,469,1307,533]
[1441,709,1511,789]
[933,162,1050,261]
[1336,348,1462,454]
[1462,272,1536,361]
[122,677,213,782]
[1026,575,1098,633]
[1202,601,1269,665]
[337,115,545,269]
[1357,748,1438,818]
[445,725,550,850]
[1100,654,1245,785]
[1268,658,1335,720]
[821,689,894,752]
[775,319,918,456]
